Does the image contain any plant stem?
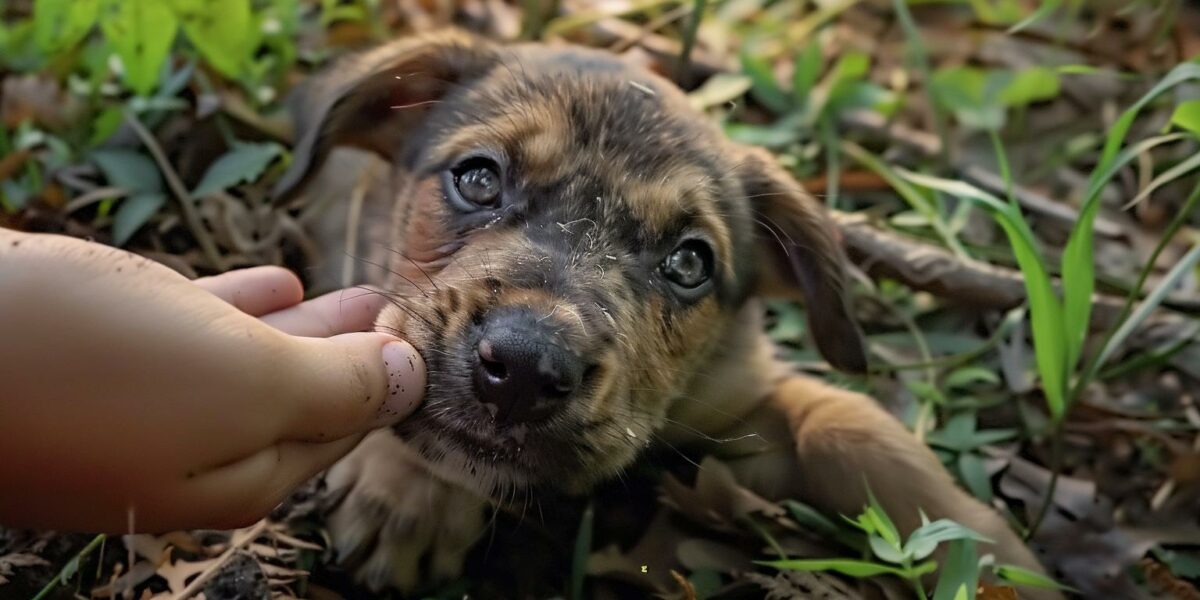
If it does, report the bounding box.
[31,534,106,600]
[892,0,950,165]
[1025,423,1063,539]
[676,0,708,84]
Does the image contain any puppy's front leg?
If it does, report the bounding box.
[323,430,488,592]
[766,376,1060,599]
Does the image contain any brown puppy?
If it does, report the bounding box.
[276,30,1058,597]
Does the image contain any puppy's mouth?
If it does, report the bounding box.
[390,317,598,495]
[436,417,534,462]
[394,393,577,496]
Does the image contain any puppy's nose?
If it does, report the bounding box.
[473,307,584,423]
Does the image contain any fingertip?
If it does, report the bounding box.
[278,332,426,442]
[376,340,427,426]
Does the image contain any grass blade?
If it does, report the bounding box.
[897,170,1067,420]
[1120,151,1200,210]
[1007,0,1062,33]
[1092,243,1200,370]
[842,141,968,257]
[933,539,978,600]
[1060,63,1200,376]
[570,502,594,600]
[757,558,912,578]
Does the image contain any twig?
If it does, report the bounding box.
[170,520,270,600]
[63,186,129,213]
[577,13,730,79]
[829,210,1195,324]
[123,111,225,271]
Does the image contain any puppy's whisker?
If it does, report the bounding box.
[382,246,442,292]
[346,252,432,299]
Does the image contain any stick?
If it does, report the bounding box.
[123,111,225,271]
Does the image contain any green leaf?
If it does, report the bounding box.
[724,121,801,148]
[767,301,807,343]
[784,500,864,552]
[943,366,1000,390]
[99,0,178,95]
[957,453,994,502]
[34,0,98,54]
[1000,67,1060,107]
[903,520,993,561]
[759,558,912,578]
[1,180,32,212]
[933,539,978,600]
[570,502,593,600]
[863,488,901,549]
[91,149,164,193]
[740,48,790,113]
[869,535,908,564]
[994,564,1069,590]
[830,81,897,115]
[112,192,166,246]
[192,142,282,197]
[828,51,869,84]
[931,66,1001,130]
[1171,100,1200,137]
[1154,548,1200,578]
[927,413,977,451]
[688,74,752,110]
[792,40,822,100]
[1062,62,1200,383]
[89,107,124,147]
[169,0,255,79]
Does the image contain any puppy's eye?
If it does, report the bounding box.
[661,240,713,290]
[449,158,502,208]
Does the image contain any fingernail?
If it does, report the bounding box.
[377,341,426,426]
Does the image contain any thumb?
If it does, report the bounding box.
[274,332,425,442]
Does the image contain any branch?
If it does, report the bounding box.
[830,210,1191,337]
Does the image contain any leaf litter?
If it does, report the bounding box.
[2,0,1200,598]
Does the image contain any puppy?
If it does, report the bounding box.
[275,30,1058,597]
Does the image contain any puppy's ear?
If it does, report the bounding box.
[739,147,867,373]
[273,30,498,200]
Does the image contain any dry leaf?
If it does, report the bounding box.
[976,583,1019,600]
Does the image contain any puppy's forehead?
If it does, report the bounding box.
[428,46,739,254]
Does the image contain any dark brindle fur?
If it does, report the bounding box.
[276,30,1060,598]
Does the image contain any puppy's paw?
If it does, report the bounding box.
[323,430,488,592]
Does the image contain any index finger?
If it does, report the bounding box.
[260,287,390,338]
[194,266,305,317]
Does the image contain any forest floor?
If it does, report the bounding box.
[2,1,1199,599]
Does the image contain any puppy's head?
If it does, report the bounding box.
[279,30,866,497]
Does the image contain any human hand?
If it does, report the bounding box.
[0,229,425,533]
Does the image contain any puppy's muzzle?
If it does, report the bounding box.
[472,306,587,424]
